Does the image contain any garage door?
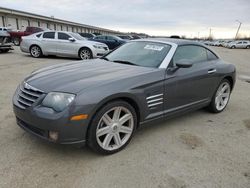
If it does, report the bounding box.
[19,19,29,31]
[31,21,38,27]
[56,24,61,31]
[62,25,67,31]
[40,22,48,29]
[0,16,3,27]
[7,17,17,30]
[68,26,72,32]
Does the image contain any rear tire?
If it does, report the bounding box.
[208,79,231,113]
[246,45,250,49]
[87,100,137,155]
[13,37,20,46]
[30,45,42,58]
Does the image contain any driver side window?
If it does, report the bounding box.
[173,45,208,65]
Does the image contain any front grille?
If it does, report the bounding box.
[17,117,46,137]
[17,82,44,109]
[104,47,108,50]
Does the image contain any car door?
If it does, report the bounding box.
[236,41,243,48]
[164,45,219,114]
[41,31,57,54]
[242,41,248,48]
[56,32,77,56]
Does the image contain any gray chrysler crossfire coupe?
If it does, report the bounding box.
[13,38,236,154]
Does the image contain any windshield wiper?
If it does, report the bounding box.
[113,60,138,66]
[101,57,110,61]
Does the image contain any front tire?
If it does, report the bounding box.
[87,101,137,154]
[79,48,92,60]
[30,45,42,58]
[209,79,231,113]
[246,45,250,49]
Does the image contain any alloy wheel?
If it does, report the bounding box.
[80,49,91,59]
[215,82,230,111]
[30,46,41,58]
[96,106,134,151]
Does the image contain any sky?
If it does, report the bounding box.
[0,0,250,39]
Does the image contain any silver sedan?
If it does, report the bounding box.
[227,40,250,49]
[20,31,109,59]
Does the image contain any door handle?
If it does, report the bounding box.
[208,69,216,74]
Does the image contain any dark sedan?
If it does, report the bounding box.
[13,38,236,154]
[90,35,126,50]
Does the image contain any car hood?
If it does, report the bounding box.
[25,59,157,94]
[78,40,107,47]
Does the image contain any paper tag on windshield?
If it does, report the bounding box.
[144,45,164,51]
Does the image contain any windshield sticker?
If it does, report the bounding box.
[144,45,164,51]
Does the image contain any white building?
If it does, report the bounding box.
[0,6,120,35]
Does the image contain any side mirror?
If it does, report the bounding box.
[68,38,75,42]
[175,60,193,68]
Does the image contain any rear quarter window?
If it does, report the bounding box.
[207,50,218,61]
[36,33,42,38]
[43,32,55,39]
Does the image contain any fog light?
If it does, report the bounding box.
[49,131,59,141]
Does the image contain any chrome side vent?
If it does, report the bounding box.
[146,94,163,108]
[17,82,44,109]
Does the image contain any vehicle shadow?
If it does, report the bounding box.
[22,108,214,159]
[22,54,80,61]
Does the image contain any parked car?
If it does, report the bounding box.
[13,38,236,154]
[90,35,126,50]
[214,40,225,47]
[118,35,133,40]
[131,35,141,40]
[222,40,233,47]
[79,33,96,39]
[9,26,44,46]
[20,31,109,59]
[0,27,13,53]
[227,40,250,49]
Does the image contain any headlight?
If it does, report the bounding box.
[42,92,75,112]
[93,45,104,49]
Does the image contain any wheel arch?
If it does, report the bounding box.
[29,44,43,53]
[88,94,142,130]
[222,76,234,90]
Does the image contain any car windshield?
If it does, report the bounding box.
[104,41,171,68]
[70,33,86,40]
[119,35,131,40]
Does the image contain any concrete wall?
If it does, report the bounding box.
[0,8,120,35]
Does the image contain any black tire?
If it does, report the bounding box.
[246,45,250,49]
[30,45,43,58]
[79,48,92,60]
[231,45,236,49]
[13,37,20,46]
[87,100,137,155]
[208,79,231,113]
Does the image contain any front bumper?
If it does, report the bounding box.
[92,47,109,58]
[13,88,89,146]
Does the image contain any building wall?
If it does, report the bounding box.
[0,10,118,35]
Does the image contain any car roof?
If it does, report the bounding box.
[134,38,205,46]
